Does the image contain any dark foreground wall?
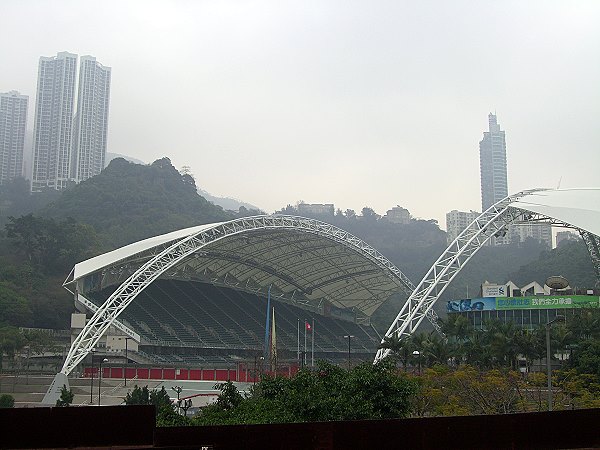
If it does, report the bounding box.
[155,408,600,450]
[0,405,155,449]
[1,406,600,449]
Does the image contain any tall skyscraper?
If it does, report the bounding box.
[479,113,508,211]
[72,56,111,182]
[31,52,78,191]
[0,91,28,185]
[478,113,552,247]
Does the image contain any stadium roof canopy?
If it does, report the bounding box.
[510,188,600,237]
[67,215,415,319]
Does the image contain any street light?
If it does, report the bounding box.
[124,337,133,387]
[259,356,265,380]
[98,358,108,406]
[89,350,96,405]
[412,350,422,375]
[546,315,565,411]
[343,335,354,371]
[172,386,183,414]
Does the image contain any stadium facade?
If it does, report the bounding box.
[61,215,421,378]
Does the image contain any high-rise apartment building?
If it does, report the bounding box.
[446,209,480,244]
[72,56,111,182]
[509,222,552,248]
[0,91,28,185]
[479,113,508,211]
[31,52,111,191]
[31,52,78,192]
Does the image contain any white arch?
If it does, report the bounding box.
[374,188,600,363]
[62,215,420,375]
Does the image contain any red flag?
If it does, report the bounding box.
[305,321,311,330]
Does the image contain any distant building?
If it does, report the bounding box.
[479,113,510,245]
[72,56,111,182]
[556,230,581,246]
[31,52,78,192]
[448,279,599,330]
[445,209,480,244]
[297,203,335,216]
[0,91,28,185]
[384,206,411,225]
[32,52,111,191]
[509,222,552,248]
[479,113,508,211]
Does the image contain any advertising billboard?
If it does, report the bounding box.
[482,284,507,298]
[447,295,600,313]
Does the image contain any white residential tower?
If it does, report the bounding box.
[72,55,111,182]
[31,52,78,191]
[0,91,28,185]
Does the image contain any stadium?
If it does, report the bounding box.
[39,188,599,404]
[62,215,416,379]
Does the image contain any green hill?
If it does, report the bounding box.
[42,157,234,248]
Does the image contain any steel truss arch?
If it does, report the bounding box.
[374,189,554,363]
[62,215,418,375]
[580,231,600,286]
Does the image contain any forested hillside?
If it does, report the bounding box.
[0,157,241,330]
[42,157,235,248]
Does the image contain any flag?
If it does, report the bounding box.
[305,321,311,330]
[270,307,277,369]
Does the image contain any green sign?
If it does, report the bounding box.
[496,295,600,310]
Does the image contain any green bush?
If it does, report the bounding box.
[0,394,15,408]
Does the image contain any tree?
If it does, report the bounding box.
[569,339,600,378]
[124,385,189,426]
[5,215,99,274]
[55,384,74,407]
[0,394,14,408]
[213,380,243,410]
[378,334,414,370]
[0,283,32,326]
[360,207,380,221]
[194,361,417,426]
[0,326,25,370]
[124,385,150,405]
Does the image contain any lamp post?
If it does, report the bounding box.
[124,337,133,387]
[546,315,565,411]
[172,386,182,414]
[259,356,265,380]
[343,335,354,371]
[412,350,421,375]
[253,355,258,385]
[89,350,95,405]
[98,358,108,406]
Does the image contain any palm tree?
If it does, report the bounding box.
[377,333,414,370]
[552,324,574,366]
[515,329,544,373]
[425,334,456,366]
[463,329,492,368]
[483,319,520,369]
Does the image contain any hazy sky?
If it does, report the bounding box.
[2,1,599,227]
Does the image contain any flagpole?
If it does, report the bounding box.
[304,320,307,367]
[311,318,315,367]
[297,319,300,364]
[271,306,277,372]
[264,285,271,362]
